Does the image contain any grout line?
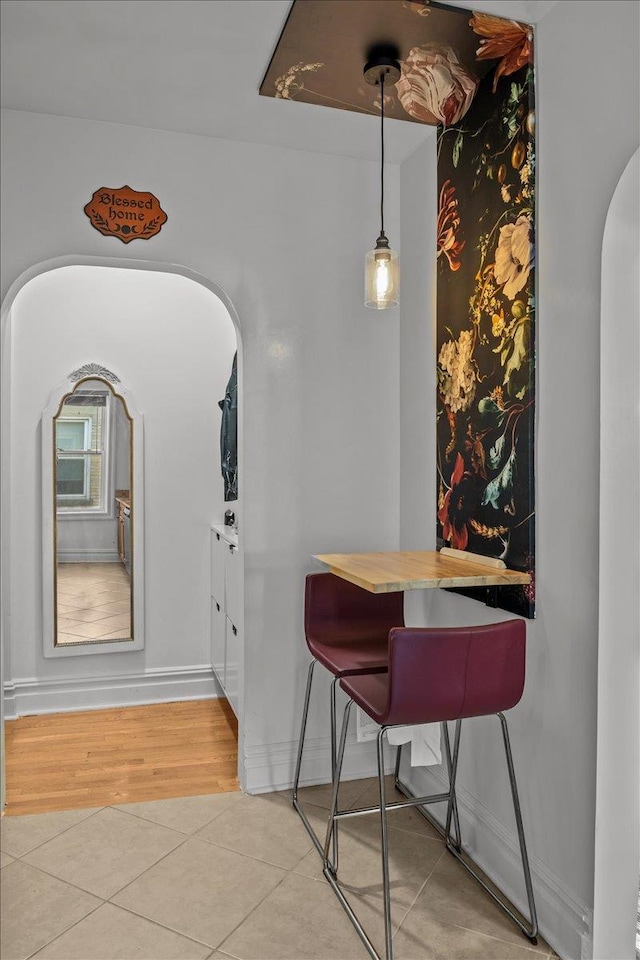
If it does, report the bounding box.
[20,883,106,960]
[100,899,218,952]
[3,805,106,860]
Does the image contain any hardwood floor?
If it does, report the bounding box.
[4,699,239,816]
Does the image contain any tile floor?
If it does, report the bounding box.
[56,562,131,644]
[1,777,556,960]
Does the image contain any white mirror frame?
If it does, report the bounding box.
[41,363,145,658]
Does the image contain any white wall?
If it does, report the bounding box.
[6,265,236,689]
[399,2,640,957]
[0,109,401,784]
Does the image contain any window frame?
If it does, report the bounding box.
[54,391,115,520]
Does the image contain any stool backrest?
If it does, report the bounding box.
[384,621,526,725]
[305,573,404,644]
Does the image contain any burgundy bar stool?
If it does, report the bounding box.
[323,620,538,960]
[292,572,404,858]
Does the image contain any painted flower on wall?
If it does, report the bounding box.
[438,453,477,550]
[437,328,476,414]
[494,214,534,300]
[437,180,465,271]
[470,13,533,93]
[396,43,478,126]
[274,61,323,99]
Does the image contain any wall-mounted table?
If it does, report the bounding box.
[313,548,531,595]
[311,546,535,952]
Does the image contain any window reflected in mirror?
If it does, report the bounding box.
[54,379,133,646]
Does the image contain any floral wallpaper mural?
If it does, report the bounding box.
[436,13,535,617]
[261,1,536,616]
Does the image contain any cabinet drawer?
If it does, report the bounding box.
[210,530,226,604]
[211,599,226,689]
[225,617,239,717]
[225,542,241,627]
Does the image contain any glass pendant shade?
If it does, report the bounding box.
[365,235,399,309]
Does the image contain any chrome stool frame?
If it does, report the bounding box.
[323,700,538,960]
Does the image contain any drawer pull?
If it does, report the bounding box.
[232,624,237,636]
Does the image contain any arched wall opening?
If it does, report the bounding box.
[592,148,640,959]
[0,257,244,804]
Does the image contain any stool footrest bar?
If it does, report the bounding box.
[333,791,451,821]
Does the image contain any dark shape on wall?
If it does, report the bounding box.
[261,0,500,126]
[436,19,535,617]
[219,353,238,502]
[84,185,167,243]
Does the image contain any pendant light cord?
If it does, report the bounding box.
[380,73,385,235]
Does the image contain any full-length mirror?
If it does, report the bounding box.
[42,364,144,658]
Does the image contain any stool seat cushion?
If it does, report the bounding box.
[307,633,389,677]
[304,573,404,678]
[341,621,526,726]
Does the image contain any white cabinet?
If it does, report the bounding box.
[210,525,241,718]
[210,597,226,685]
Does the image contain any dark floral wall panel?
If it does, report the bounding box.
[436,15,536,617]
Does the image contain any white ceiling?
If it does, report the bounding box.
[0,0,557,163]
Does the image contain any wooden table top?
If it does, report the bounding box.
[313,550,531,594]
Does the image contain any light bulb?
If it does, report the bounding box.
[365,238,399,309]
[375,252,392,300]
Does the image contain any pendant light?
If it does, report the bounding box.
[364,50,400,310]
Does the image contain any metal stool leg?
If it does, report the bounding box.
[292,659,327,858]
[443,715,538,944]
[377,727,393,960]
[442,720,462,850]
[330,675,340,869]
[323,700,381,960]
[498,712,539,942]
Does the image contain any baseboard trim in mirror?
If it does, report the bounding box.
[41,365,145,658]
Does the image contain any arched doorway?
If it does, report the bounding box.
[0,257,245,809]
[593,148,639,959]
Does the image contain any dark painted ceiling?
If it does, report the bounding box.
[260,0,530,126]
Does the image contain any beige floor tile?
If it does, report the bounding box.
[294,812,444,912]
[196,792,313,869]
[1,806,102,858]
[220,871,373,959]
[356,776,443,841]
[0,859,101,960]
[288,776,375,811]
[93,600,131,615]
[1,850,15,867]
[59,607,120,623]
[23,807,185,899]
[30,903,211,960]
[401,854,548,953]
[392,909,543,960]
[114,791,243,834]
[53,618,124,639]
[111,837,286,949]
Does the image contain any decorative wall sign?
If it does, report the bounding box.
[84,185,167,243]
[436,16,536,618]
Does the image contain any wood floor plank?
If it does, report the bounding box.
[4,698,239,815]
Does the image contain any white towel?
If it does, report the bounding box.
[387,724,441,767]
[356,710,441,767]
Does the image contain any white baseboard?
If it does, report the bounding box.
[57,550,120,563]
[3,664,221,718]
[242,733,394,795]
[401,762,590,960]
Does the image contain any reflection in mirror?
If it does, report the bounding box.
[54,378,133,646]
